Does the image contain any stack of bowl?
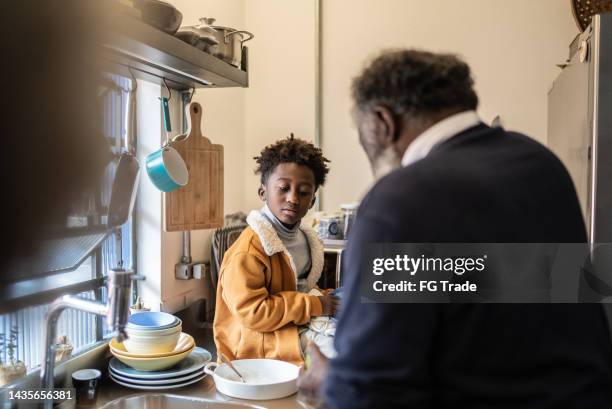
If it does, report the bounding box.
[109,312,194,371]
[124,312,182,354]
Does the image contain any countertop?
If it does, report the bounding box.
[90,374,313,409]
[66,328,315,409]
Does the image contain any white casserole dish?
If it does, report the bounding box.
[204,359,299,400]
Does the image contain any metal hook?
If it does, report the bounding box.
[127,67,138,93]
[162,77,172,102]
[188,86,195,104]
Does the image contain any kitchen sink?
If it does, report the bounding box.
[99,394,265,409]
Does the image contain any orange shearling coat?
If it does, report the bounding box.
[213,210,325,365]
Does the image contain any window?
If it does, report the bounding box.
[0,74,135,373]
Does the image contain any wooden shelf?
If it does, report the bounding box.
[102,10,248,90]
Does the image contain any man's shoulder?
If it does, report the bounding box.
[360,125,576,219]
[430,125,563,168]
[395,126,568,184]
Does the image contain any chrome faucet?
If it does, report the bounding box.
[40,268,133,409]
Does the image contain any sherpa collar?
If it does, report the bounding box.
[246,210,324,291]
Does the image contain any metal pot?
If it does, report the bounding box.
[145,97,189,193]
[145,146,188,192]
[210,24,254,68]
[132,0,183,35]
[176,18,219,54]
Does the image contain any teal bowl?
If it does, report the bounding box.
[145,146,189,192]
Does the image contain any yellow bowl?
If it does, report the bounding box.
[110,345,195,371]
[109,333,194,358]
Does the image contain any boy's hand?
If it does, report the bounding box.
[318,294,340,316]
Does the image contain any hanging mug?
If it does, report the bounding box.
[145,96,189,192]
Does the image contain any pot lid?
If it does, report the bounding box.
[179,17,219,35]
[211,25,239,32]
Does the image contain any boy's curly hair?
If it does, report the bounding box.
[254,134,330,188]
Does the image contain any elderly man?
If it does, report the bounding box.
[299,50,612,408]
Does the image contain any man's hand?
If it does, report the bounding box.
[298,342,330,404]
[318,294,340,316]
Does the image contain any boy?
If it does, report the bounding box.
[213,135,340,365]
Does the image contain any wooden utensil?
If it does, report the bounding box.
[164,102,223,231]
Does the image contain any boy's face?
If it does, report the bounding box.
[259,163,317,226]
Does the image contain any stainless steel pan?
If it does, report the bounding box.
[210,24,254,68]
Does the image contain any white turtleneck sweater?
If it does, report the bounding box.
[260,205,312,291]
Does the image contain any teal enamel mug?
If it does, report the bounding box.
[145,145,189,192]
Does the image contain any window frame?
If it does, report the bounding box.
[0,74,138,371]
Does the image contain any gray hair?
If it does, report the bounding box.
[352,49,479,122]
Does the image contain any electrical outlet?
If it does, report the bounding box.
[175,261,210,280]
[192,263,202,279]
[192,263,206,279]
[175,263,192,280]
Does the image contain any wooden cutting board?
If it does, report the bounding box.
[164,102,224,231]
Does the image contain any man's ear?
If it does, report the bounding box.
[372,105,399,145]
[258,185,266,202]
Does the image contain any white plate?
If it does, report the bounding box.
[108,364,201,383]
[108,363,203,383]
[109,372,207,390]
[108,347,211,379]
[109,367,205,385]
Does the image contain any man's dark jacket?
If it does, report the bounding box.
[324,124,612,408]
